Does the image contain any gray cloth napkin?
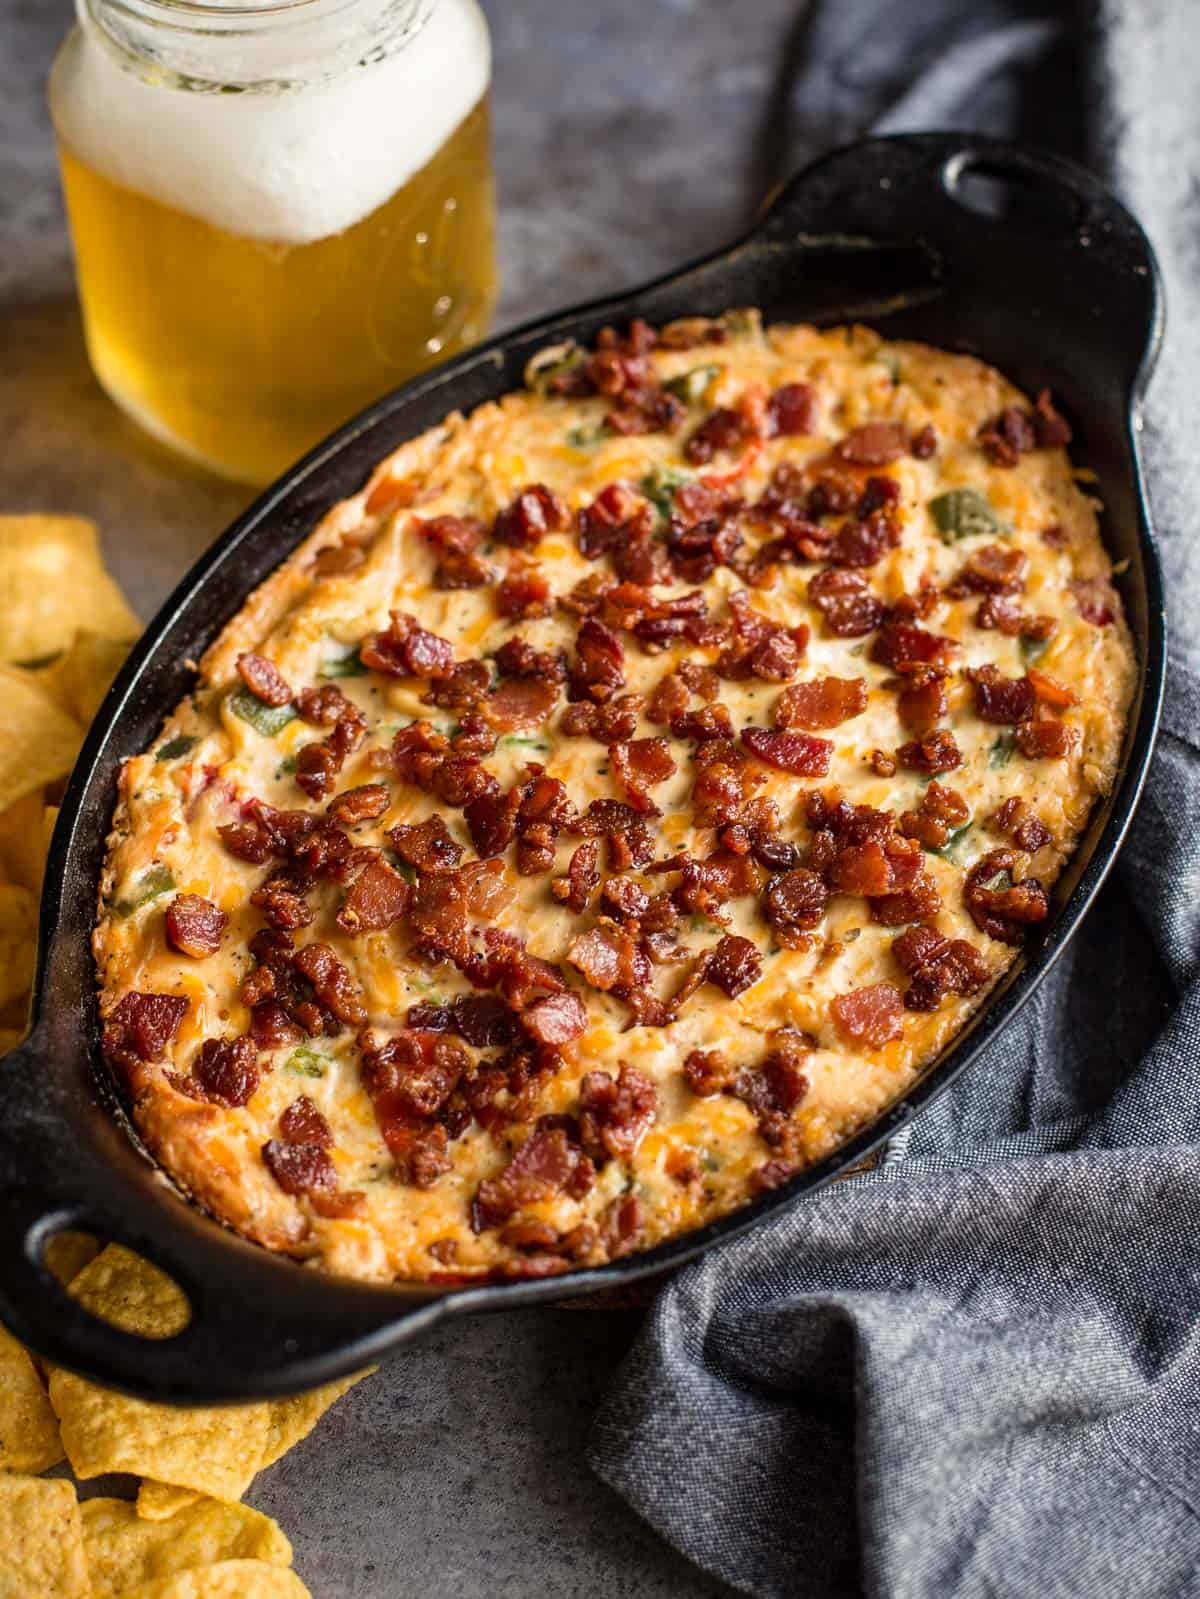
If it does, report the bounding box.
[589,5,1200,1594]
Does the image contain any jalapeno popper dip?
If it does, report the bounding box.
[94,313,1134,1282]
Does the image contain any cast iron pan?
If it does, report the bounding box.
[0,134,1164,1402]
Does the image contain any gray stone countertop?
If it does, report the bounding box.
[1,2,805,1592]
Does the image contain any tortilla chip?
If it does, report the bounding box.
[0,665,82,816]
[0,1475,89,1599]
[0,792,46,893]
[261,1369,373,1470]
[81,1496,291,1598]
[116,1562,311,1599]
[41,631,133,725]
[0,515,139,664]
[48,1247,270,1501]
[0,1326,61,1474]
[43,1229,101,1290]
[0,886,36,1013]
[137,1482,203,1521]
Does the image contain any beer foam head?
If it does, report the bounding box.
[50,0,490,245]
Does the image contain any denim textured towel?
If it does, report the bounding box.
[589,5,1200,1594]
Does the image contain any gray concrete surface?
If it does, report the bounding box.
[2,2,805,1591]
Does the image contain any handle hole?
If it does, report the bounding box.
[33,1220,193,1342]
[943,154,1084,234]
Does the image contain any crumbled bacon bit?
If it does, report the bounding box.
[991,797,1051,853]
[948,543,1028,596]
[327,783,390,827]
[296,683,351,727]
[964,848,1049,943]
[472,1125,595,1231]
[1071,576,1118,626]
[280,1094,333,1147]
[829,835,921,897]
[834,422,907,467]
[563,693,644,745]
[763,868,828,945]
[830,982,904,1048]
[236,652,292,707]
[551,839,601,914]
[871,623,956,669]
[870,749,897,777]
[578,1064,658,1161]
[567,618,625,704]
[705,934,763,997]
[898,781,969,850]
[910,424,937,459]
[666,513,742,583]
[808,569,885,637]
[336,857,411,934]
[388,816,462,874]
[896,728,962,774]
[683,1048,736,1096]
[515,771,574,876]
[250,872,313,932]
[968,664,1037,724]
[978,405,1035,467]
[262,1138,336,1195]
[741,727,833,776]
[775,676,867,731]
[768,382,817,436]
[685,406,749,465]
[488,676,561,731]
[494,484,569,548]
[717,591,808,682]
[361,611,456,679]
[193,1035,260,1107]
[870,870,942,927]
[1014,718,1080,759]
[292,942,367,1025]
[497,568,551,619]
[417,514,493,589]
[164,893,227,958]
[568,920,651,993]
[1033,389,1072,448]
[611,737,676,813]
[103,991,189,1067]
[464,788,520,859]
[521,991,588,1045]
[892,924,990,1011]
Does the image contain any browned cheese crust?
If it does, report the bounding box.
[94,315,1135,1283]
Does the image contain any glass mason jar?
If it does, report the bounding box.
[49,0,497,485]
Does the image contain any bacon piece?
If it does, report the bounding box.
[911,423,937,459]
[104,992,188,1066]
[417,514,492,589]
[360,1029,468,1129]
[464,787,520,859]
[741,727,833,777]
[164,894,227,958]
[337,858,411,934]
[978,405,1036,467]
[549,840,600,915]
[493,484,568,549]
[249,1002,303,1051]
[568,619,625,704]
[562,694,644,745]
[279,1094,333,1147]
[892,925,990,1011]
[948,543,1028,595]
[217,819,274,863]
[250,871,313,932]
[685,406,748,465]
[1015,718,1079,759]
[896,665,948,733]
[775,676,867,731]
[361,611,456,679]
[826,507,900,569]
[472,1126,596,1230]
[262,1138,336,1195]
[327,783,390,827]
[407,993,516,1047]
[683,1048,737,1097]
[991,797,1051,853]
[737,1033,811,1128]
[969,665,1037,724]
[497,569,551,619]
[577,483,655,561]
[830,982,904,1048]
[422,660,492,715]
[388,815,462,873]
[520,991,586,1045]
[610,737,676,814]
[964,848,1050,943]
[898,780,970,850]
[1027,668,1078,710]
[807,569,885,638]
[292,942,366,1025]
[578,1065,657,1160]
[296,683,349,727]
[482,675,558,734]
[665,513,742,583]
[834,422,907,467]
[514,771,573,876]
[568,921,651,993]
[236,652,293,707]
[705,934,763,997]
[897,729,962,774]
[871,623,956,668]
[768,382,817,436]
[829,836,921,897]
[763,868,828,945]
[192,1036,260,1107]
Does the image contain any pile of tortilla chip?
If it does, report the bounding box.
[0,518,371,1596]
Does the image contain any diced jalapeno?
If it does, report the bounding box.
[565,424,608,448]
[229,687,296,737]
[155,735,197,762]
[1020,634,1051,664]
[928,487,1006,543]
[989,734,1016,769]
[932,823,975,862]
[639,465,692,519]
[285,1046,327,1078]
[318,649,367,679]
[113,864,175,918]
[665,365,720,405]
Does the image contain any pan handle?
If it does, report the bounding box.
[0,1035,457,1402]
[755,132,1163,402]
